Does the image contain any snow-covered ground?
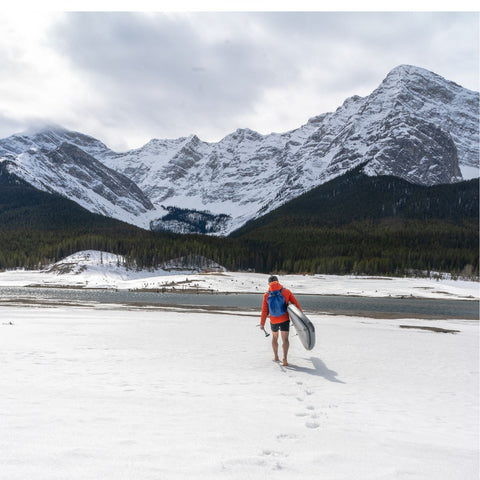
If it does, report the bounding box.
[1,251,478,478]
[0,250,478,300]
[0,304,478,480]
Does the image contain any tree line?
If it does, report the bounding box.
[0,218,477,278]
[0,167,478,277]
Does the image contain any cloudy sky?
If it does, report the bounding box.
[0,9,478,151]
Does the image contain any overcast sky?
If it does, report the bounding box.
[0,10,478,151]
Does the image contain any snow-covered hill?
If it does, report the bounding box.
[0,65,478,234]
[31,250,226,289]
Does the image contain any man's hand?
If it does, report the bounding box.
[257,323,270,337]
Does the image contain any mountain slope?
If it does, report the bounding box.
[230,168,479,276]
[0,163,477,276]
[0,166,241,271]
[0,136,154,227]
[0,65,478,235]
[231,165,479,235]
[0,162,143,232]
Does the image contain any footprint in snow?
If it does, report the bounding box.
[262,449,285,458]
[222,454,285,471]
[277,433,299,440]
[222,457,266,469]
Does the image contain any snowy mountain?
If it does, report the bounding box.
[0,129,153,227]
[0,65,478,234]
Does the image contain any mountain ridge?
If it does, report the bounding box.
[0,64,478,235]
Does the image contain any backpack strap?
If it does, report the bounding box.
[268,288,283,295]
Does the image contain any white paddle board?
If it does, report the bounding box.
[287,304,315,350]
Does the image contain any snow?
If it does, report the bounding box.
[0,250,478,300]
[460,164,480,181]
[0,303,478,479]
[0,250,478,478]
[0,250,222,289]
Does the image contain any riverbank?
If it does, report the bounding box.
[0,269,478,301]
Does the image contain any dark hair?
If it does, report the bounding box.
[268,275,278,284]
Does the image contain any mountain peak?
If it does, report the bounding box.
[1,125,111,159]
[20,122,68,137]
[385,64,444,80]
[220,128,264,143]
[388,64,428,75]
[379,64,432,89]
[382,64,466,91]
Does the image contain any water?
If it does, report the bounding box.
[0,286,478,320]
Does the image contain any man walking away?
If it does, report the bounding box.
[260,275,302,367]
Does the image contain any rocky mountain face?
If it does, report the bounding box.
[0,136,153,227]
[0,65,478,235]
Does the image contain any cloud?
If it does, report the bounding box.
[49,12,296,144]
[0,11,478,150]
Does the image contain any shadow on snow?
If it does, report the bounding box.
[283,357,346,384]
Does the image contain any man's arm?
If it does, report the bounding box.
[287,290,302,311]
[260,294,269,328]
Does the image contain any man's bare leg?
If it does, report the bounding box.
[281,330,289,366]
[271,331,280,361]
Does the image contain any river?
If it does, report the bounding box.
[0,286,478,320]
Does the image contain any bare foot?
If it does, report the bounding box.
[273,357,280,362]
[283,359,288,366]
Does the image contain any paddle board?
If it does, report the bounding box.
[287,304,315,350]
